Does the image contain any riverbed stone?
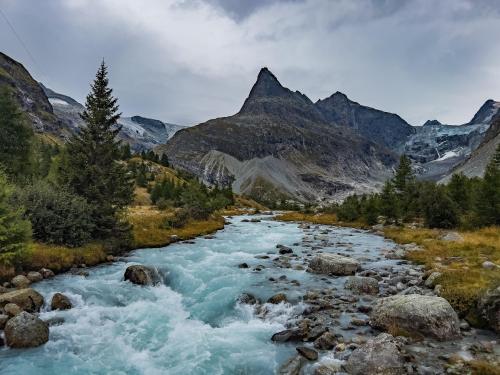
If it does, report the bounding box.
[345,333,405,375]
[296,346,318,360]
[307,253,359,276]
[11,275,30,288]
[0,313,8,329]
[278,355,306,375]
[268,293,288,304]
[424,271,441,288]
[51,293,72,310]
[124,265,161,286]
[26,271,43,283]
[370,294,460,340]
[39,268,55,279]
[313,331,336,350]
[237,293,257,305]
[4,311,49,348]
[477,287,500,333]
[4,303,22,316]
[0,288,44,313]
[345,276,379,295]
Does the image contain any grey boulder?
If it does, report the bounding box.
[308,253,359,276]
[4,311,49,348]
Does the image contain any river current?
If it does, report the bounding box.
[0,215,408,374]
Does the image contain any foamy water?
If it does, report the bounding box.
[0,215,397,374]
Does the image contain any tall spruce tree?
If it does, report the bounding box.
[476,144,500,226]
[0,88,33,179]
[64,62,133,241]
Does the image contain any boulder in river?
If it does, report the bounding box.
[345,276,379,295]
[313,331,336,350]
[4,303,22,316]
[345,333,405,375]
[370,294,460,340]
[11,275,30,288]
[26,271,43,283]
[0,288,44,313]
[0,313,8,329]
[237,293,258,305]
[296,346,318,360]
[124,265,161,286]
[39,268,55,279]
[4,311,49,348]
[477,286,500,333]
[51,293,72,310]
[267,293,287,304]
[307,253,359,276]
[278,354,305,375]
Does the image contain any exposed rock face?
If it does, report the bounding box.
[0,288,44,313]
[370,294,460,340]
[316,91,415,149]
[308,253,359,276]
[4,311,49,348]
[11,275,31,288]
[160,68,398,202]
[345,333,405,375]
[51,293,72,310]
[124,265,161,286]
[345,276,379,295]
[41,83,184,151]
[477,287,500,333]
[0,52,60,134]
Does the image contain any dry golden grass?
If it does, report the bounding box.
[128,206,224,248]
[468,360,500,375]
[23,243,107,273]
[275,211,370,229]
[384,226,500,317]
[132,187,152,206]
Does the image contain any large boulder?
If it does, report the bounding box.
[345,276,379,295]
[308,253,359,276]
[345,333,405,375]
[11,275,30,288]
[39,268,55,279]
[370,294,460,340]
[124,265,161,286]
[51,293,72,310]
[4,303,22,317]
[26,271,43,283]
[477,287,500,333]
[4,311,49,348]
[0,288,44,313]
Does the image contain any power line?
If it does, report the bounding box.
[0,6,43,77]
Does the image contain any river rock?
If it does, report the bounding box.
[424,271,441,288]
[370,294,460,340]
[124,265,161,286]
[4,311,49,348]
[4,303,22,316]
[11,275,30,288]
[477,287,500,333]
[39,268,55,279]
[0,288,44,313]
[345,333,405,375]
[345,276,379,295]
[313,331,336,350]
[237,293,257,305]
[0,313,8,329]
[277,245,293,254]
[440,232,463,242]
[272,329,302,342]
[482,261,497,270]
[278,355,305,375]
[308,253,359,276]
[296,346,318,360]
[268,293,287,304]
[51,293,72,310]
[26,271,43,283]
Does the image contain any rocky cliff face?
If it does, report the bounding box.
[41,84,183,150]
[160,68,399,202]
[404,101,498,181]
[0,52,62,136]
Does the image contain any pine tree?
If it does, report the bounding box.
[475,144,500,226]
[393,154,415,194]
[0,171,31,263]
[64,62,134,240]
[0,88,34,179]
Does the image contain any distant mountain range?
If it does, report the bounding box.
[0,52,183,151]
[1,51,498,202]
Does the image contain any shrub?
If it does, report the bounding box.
[163,208,190,229]
[13,181,94,247]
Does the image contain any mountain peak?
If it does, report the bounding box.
[467,99,500,125]
[423,119,442,126]
[247,67,287,98]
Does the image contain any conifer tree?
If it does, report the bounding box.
[476,144,500,226]
[393,154,415,194]
[64,62,134,240]
[0,88,33,179]
[0,171,31,262]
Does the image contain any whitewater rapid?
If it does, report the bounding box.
[0,215,398,374]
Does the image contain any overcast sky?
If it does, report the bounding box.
[1,0,500,126]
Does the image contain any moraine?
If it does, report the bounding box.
[0,215,497,374]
